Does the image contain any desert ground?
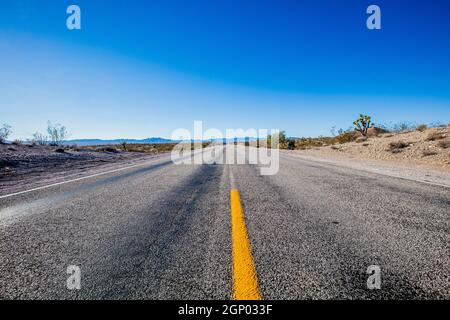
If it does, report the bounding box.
[294,126,450,173]
[1,126,449,196]
[0,144,160,196]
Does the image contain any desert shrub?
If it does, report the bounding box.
[388,141,410,153]
[336,131,359,144]
[0,124,12,144]
[96,147,119,153]
[290,130,359,149]
[422,149,438,157]
[429,121,445,128]
[438,139,450,149]
[54,148,65,153]
[12,139,22,145]
[266,131,293,149]
[32,132,48,145]
[294,138,325,149]
[47,122,69,146]
[417,124,428,132]
[353,114,373,136]
[88,142,181,154]
[380,122,417,133]
[426,132,446,141]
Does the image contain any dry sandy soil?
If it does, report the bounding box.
[291,126,450,173]
[0,144,164,196]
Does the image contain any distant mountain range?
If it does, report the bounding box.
[65,137,260,146]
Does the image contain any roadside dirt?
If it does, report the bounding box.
[293,126,450,173]
[0,144,165,196]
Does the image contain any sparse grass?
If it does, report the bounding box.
[438,139,450,149]
[388,141,410,153]
[291,131,361,150]
[82,142,211,154]
[422,149,438,157]
[426,132,446,141]
[417,124,428,132]
[95,146,119,153]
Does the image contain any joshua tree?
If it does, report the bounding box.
[353,114,373,137]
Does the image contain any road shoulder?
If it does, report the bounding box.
[281,150,450,188]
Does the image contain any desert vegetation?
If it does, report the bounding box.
[263,115,448,152]
[438,139,450,149]
[259,115,449,170]
[353,114,373,137]
[82,141,211,154]
[1,121,211,156]
[0,124,12,144]
[388,141,410,153]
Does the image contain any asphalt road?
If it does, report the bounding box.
[0,146,448,299]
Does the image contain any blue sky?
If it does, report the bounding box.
[1,0,449,140]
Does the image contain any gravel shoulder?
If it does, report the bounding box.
[282,151,450,188]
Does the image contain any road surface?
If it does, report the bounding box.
[0,146,448,299]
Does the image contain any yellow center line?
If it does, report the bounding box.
[230,189,262,300]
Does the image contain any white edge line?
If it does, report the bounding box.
[0,157,169,200]
[0,147,211,200]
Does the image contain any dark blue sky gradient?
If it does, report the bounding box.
[1,0,449,139]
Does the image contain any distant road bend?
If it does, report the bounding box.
[0,145,448,299]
